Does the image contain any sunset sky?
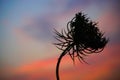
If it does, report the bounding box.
[0,0,120,80]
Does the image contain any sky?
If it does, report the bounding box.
[0,0,120,80]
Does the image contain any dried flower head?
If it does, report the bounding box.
[54,12,109,63]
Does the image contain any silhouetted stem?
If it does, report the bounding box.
[56,44,73,80]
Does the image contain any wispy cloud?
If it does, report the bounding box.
[1,44,120,80]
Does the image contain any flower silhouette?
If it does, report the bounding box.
[54,12,109,80]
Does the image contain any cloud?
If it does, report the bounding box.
[1,44,120,80]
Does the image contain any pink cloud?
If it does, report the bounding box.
[1,43,120,80]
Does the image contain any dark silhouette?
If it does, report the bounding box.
[54,12,109,80]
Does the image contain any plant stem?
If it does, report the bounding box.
[56,44,72,80]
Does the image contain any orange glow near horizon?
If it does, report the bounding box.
[1,44,119,80]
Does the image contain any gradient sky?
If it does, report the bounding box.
[0,0,120,80]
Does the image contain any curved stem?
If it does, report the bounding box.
[56,44,72,80]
